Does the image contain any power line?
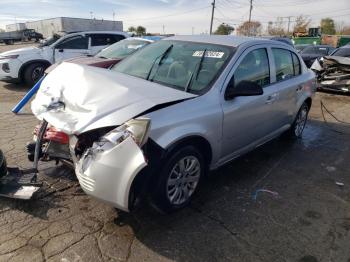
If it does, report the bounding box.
[122,6,210,22]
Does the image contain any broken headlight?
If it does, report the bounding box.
[99,118,151,149]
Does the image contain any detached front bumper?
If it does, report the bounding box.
[72,136,147,212]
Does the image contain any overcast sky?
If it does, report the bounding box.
[0,0,349,34]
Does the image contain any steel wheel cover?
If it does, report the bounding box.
[166,156,201,205]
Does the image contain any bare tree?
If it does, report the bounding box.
[335,21,345,35]
[237,21,262,36]
[268,17,286,36]
[293,15,311,36]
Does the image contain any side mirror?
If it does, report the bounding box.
[225,78,263,100]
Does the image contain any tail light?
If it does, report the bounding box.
[34,125,69,144]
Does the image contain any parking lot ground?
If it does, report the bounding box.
[1,43,350,262]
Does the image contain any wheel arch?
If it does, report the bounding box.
[128,135,213,211]
[18,59,51,81]
[304,97,312,111]
[164,135,213,166]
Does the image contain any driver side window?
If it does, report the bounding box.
[55,35,88,50]
[233,48,270,88]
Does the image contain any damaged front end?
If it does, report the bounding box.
[30,62,195,211]
[312,56,350,93]
[70,118,151,211]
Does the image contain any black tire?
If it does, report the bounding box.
[153,145,206,213]
[285,102,309,139]
[23,63,48,86]
[0,150,8,178]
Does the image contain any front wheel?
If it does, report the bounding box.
[285,102,309,138]
[153,145,205,213]
[23,63,48,86]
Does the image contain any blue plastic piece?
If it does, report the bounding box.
[12,76,45,114]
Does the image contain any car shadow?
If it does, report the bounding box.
[113,118,350,261]
[2,81,31,92]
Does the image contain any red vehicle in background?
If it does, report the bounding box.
[27,37,157,166]
[65,37,155,68]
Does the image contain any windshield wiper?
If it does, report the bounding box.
[146,44,173,81]
[184,49,206,92]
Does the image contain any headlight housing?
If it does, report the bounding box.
[107,118,151,147]
[0,55,19,60]
[98,118,151,151]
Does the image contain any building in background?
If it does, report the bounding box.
[6,23,26,32]
[6,17,123,38]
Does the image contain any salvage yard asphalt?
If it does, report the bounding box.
[0,43,350,262]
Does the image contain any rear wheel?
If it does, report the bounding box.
[285,102,309,138]
[23,63,48,86]
[153,145,205,213]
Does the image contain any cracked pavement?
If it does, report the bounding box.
[0,43,350,262]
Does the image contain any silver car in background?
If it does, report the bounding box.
[32,35,316,213]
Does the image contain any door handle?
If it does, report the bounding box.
[296,85,303,92]
[58,49,64,53]
[265,93,278,104]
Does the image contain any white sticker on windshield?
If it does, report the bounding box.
[127,44,143,49]
[192,51,224,58]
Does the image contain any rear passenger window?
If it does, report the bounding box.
[234,48,270,88]
[91,34,125,46]
[292,53,301,76]
[272,48,294,81]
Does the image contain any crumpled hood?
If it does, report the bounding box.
[31,62,196,135]
[0,46,45,57]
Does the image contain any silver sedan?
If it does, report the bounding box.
[32,35,316,212]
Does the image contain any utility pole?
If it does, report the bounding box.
[209,0,216,35]
[286,16,292,35]
[248,0,253,36]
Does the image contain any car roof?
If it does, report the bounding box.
[65,31,129,37]
[163,35,275,47]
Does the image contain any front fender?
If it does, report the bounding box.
[150,122,221,165]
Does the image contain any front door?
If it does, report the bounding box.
[53,35,90,63]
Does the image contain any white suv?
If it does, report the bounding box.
[0,31,128,85]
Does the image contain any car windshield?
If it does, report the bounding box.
[301,46,328,55]
[113,40,234,94]
[331,48,350,57]
[97,39,150,59]
[39,35,60,47]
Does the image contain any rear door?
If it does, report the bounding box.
[89,34,126,55]
[220,46,280,161]
[53,35,90,63]
[270,47,304,126]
